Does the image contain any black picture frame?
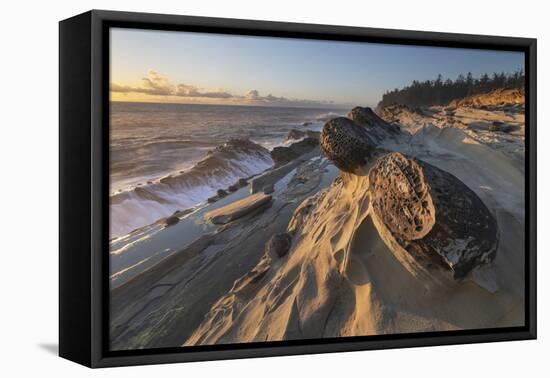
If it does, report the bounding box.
[59,9,537,368]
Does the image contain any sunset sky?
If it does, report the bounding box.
[110,28,524,108]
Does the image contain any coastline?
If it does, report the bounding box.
[109,93,525,350]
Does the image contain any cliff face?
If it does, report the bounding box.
[378,89,525,168]
[184,107,525,345]
[447,88,525,109]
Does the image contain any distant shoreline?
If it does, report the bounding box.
[110,99,353,111]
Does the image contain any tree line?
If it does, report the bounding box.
[377,70,525,109]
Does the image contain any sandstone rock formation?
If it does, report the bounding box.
[205,193,272,225]
[320,114,498,283]
[265,233,292,258]
[347,106,400,139]
[447,88,525,109]
[369,152,498,282]
[271,137,319,166]
[320,117,378,174]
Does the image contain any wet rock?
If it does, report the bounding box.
[205,193,272,225]
[227,184,239,192]
[287,129,306,140]
[368,152,498,281]
[265,232,292,258]
[164,215,180,227]
[250,148,319,194]
[134,187,169,204]
[286,129,321,141]
[303,121,313,126]
[271,137,318,166]
[489,121,504,132]
[263,184,274,194]
[173,208,193,217]
[217,189,228,197]
[320,117,378,174]
[238,178,248,187]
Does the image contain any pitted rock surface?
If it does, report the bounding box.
[369,152,435,240]
[320,117,377,173]
[369,152,498,280]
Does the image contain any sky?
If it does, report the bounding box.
[110,28,524,108]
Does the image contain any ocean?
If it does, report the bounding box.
[110,102,345,237]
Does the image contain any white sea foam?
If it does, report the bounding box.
[109,103,346,237]
[110,141,274,237]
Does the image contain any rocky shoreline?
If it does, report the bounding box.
[110,94,525,349]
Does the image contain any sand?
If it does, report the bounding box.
[110,94,525,349]
[185,102,525,345]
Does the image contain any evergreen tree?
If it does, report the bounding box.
[377,70,524,108]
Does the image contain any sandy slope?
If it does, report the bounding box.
[185,106,525,345]
[110,94,525,349]
[109,150,337,350]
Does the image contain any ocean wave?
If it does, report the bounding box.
[315,111,343,122]
[110,138,274,237]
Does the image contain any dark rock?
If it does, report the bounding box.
[303,121,313,126]
[134,187,169,204]
[217,189,228,197]
[348,106,400,139]
[489,121,504,132]
[164,215,180,227]
[173,208,193,217]
[271,137,319,166]
[227,184,239,192]
[207,196,218,203]
[266,233,292,258]
[368,152,498,281]
[286,129,321,141]
[238,178,248,187]
[263,184,274,194]
[287,129,306,140]
[320,117,378,173]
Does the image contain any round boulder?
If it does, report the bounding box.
[164,215,180,227]
[369,152,498,281]
[266,233,292,258]
[320,117,378,173]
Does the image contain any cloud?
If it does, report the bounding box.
[111,70,233,99]
[176,83,233,99]
[243,89,334,107]
[140,70,174,96]
[109,82,135,93]
[245,89,260,99]
[111,70,335,106]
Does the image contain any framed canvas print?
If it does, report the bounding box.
[59,10,537,368]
